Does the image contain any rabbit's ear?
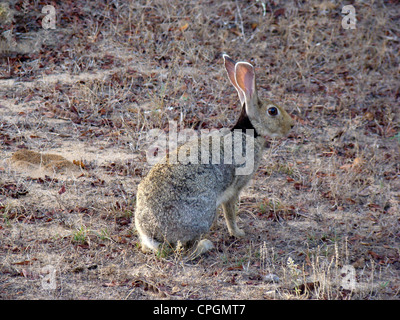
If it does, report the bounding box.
[234,62,257,102]
[223,54,245,106]
[234,62,258,116]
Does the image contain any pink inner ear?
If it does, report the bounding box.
[243,69,254,98]
[235,63,255,99]
[225,60,237,87]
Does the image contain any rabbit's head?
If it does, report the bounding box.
[223,55,294,139]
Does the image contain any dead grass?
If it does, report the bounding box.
[0,0,399,300]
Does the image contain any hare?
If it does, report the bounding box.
[135,55,294,257]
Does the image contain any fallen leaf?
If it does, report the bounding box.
[179,23,189,32]
[352,157,364,167]
[13,258,37,265]
[340,163,352,170]
[340,157,364,171]
[364,111,374,121]
[103,281,119,287]
[274,8,285,18]
[368,250,381,260]
[73,160,85,169]
[58,185,66,195]
[227,265,243,271]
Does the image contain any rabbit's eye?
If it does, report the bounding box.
[268,107,278,116]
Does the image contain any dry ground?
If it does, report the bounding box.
[0,0,399,300]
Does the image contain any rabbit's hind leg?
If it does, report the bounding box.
[136,226,161,253]
[140,235,161,253]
